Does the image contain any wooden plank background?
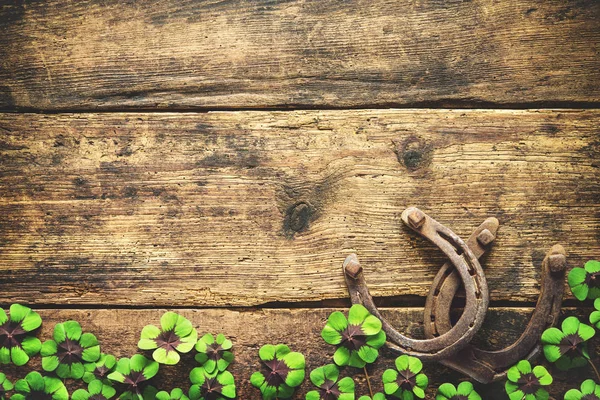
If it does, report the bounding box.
[0,0,599,110]
[0,110,598,306]
[1,0,599,399]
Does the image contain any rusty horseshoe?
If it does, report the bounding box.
[343,207,490,360]
[424,240,566,383]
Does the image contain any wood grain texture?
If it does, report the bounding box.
[1,307,595,400]
[0,0,599,110]
[0,109,598,306]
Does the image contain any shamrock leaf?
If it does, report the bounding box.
[41,320,101,379]
[11,371,68,400]
[189,368,236,400]
[138,312,198,365]
[195,334,234,373]
[107,354,159,400]
[568,260,600,301]
[83,353,117,383]
[358,394,385,400]
[322,304,386,368]
[156,388,190,400]
[589,298,600,329]
[71,380,116,400]
[382,355,428,399]
[505,360,552,400]
[436,382,481,400]
[305,364,354,400]
[0,373,13,400]
[564,379,600,400]
[250,344,305,399]
[541,317,595,370]
[0,304,42,366]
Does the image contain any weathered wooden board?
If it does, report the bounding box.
[0,109,598,306]
[0,307,594,400]
[0,0,599,110]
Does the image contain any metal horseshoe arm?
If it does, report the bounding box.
[423,217,500,338]
[426,241,566,383]
[344,208,489,361]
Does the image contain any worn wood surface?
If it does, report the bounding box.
[0,110,598,306]
[1,0,599,110]
[1,307,595,400]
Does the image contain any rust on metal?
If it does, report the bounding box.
[343,253,363,279]
[423,217,500,338]
[343,206,566,382]
[426,244,566,383]
[343,207,489,361]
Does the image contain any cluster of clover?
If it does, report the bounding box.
[0,259,599,400]
[0,309,235,400]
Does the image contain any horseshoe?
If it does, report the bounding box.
[425,241,566,383]
[343,207,489,361]
[424,217,500,338]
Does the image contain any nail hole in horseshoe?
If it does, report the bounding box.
[438,231,465,257]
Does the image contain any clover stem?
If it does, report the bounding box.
[586,357,600,383]
[363,366,374,398]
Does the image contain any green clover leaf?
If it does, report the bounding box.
[322,304,386,368]
[119,386,157,400]
[568,261,600,301]
[0,304,42,366]
[138,312,198,365]
[358,394,386,400]
[305,364,354,400]
[436,381,481,400]
[589,298,600,329]
[195,333,234,373]
[10,371,68,400]
[251,344,305,399]
[83,353,117,383]
[40,320,101,379]
[107,354,159,400]
[189,368,236,400]
[71,380,116,400]
[382,355,428,399]
[564,379,600,400]
[541,317,595,370]
[156,388,190,400]
[505,360,552,400]
[0,373,13,400]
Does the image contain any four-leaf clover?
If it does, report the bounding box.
[83,353,116,383]
[505,360,552,400]
[11,371,68,400]
[250,344,305,399]
[306,364,354,400]
[41,321,101,379]
[189,367,236,400]
[436,382,481,400]
[568,260,600,301]
[321,304,386,368]
[541,317,595,370]
[138,312,198,365]
[195,334,233,373]
[564,379,600,400]
[107,354,159,400]
[72,380,116,400]
[382,355,428,399]
[0,304,42,366]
